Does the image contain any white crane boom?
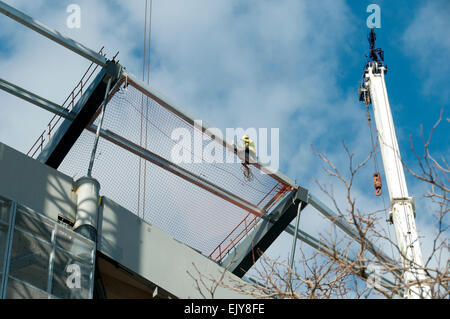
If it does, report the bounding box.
[359,29,430,299]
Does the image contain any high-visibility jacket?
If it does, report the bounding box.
[244,138,256,155]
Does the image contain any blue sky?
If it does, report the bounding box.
[0,0,448,294]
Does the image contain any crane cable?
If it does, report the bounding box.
[366,104,381,186]
[143,0,153,220]
[138,0,153,219]
[365,102,396,262]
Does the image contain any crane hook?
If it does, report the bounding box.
[373,172,382,196]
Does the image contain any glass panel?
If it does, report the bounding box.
[14,209,53,243]
[51,248,92,299]
[55,225,94,263]
[6,277,50,299]
[0,199,10,223]
[0,223,9,284]
[8,230,51,292]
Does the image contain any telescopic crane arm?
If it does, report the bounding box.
[359,29,430,299]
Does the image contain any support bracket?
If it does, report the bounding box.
[389,197,416,223]
[221,186,309,278]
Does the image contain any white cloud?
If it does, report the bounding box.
[402,0,450,101]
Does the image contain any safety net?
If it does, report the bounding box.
[51,76,293,262]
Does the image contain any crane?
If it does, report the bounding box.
[359,29,431,299]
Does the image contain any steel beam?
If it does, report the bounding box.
[0,1,107,66]
[308,193,396,265]
[0,78,74,120]
[289,201,302,270]
[86,125,265,218]
[285,224,341,259]
[37,61,121,168]
[220,187,309,277]
[283,222,398,293]
[125,72,297,189]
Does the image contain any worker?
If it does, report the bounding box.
[242,135,256,165]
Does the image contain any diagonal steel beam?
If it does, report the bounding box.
[282,221,399,293]
[0,0,107,66]
[308,193,396,266]
[36,62,122,168]
[86,125,265,218]
[0,78,74,120]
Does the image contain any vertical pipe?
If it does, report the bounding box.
[87,77,112,178]
[289,202,302,271]
[73,177,100,299]
[88,242,97,298]
[46,226,57,296]
[73,177,100,242]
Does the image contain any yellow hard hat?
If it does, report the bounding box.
[242,135,249,140]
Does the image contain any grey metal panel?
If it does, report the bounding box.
[97,196,255,299]
[0,1,107,66]
[0,142,76,222]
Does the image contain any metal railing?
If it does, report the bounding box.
[209,213,259,262]
[209,186,290,262]
[26,47,119,159]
